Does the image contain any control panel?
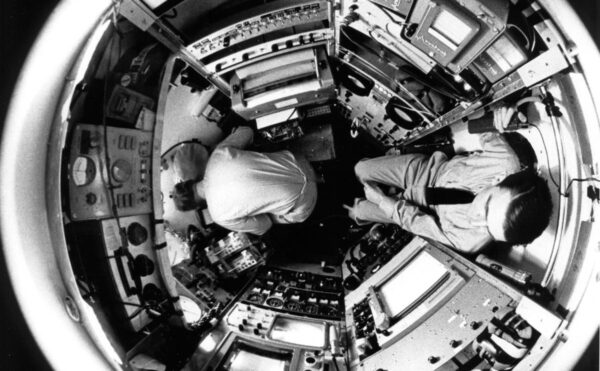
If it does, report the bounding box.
[204,29,334,75]
[230,47,336,120]
[101,214,168,332]
[67,124,153,221]
[339,82,417,148]
[342,224,414,290]
[343,238,527,370]
[240,267,344,320]
[188,1,330,61]
[350,297,380,359]
[405,0,509,73]
[205,232,267,278]
[226,303,278,339]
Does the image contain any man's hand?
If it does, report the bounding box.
[493,106,527,132]
[364,181,385,205]
[493,106,515,133]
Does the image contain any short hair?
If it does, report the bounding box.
[497,170,553,245]
[172,180,200,211]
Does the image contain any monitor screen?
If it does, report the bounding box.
[379,251,449,318]
[219,341,292,371]
[429,9,473,49]
[268,317,326,348]
[484,35,527,72]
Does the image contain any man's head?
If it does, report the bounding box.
[484,170,553,244]
[171,180,206,211]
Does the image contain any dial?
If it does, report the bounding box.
[284,301,301,312]
[180,296,203,324]
[127,222,148,245]
[265,297,284,308]
[71,156,96,186]
[133,254,155,276]
[111,159,133,183]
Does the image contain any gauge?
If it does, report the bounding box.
[180,296,203,324]
[127,222,148,245]
[111,159,133,183]
[304,303,318,314]
[71,156,96,186]
[284,301,301,311]
[133,254,154,277]
[265,297,284,308]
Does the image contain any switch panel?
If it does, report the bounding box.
[67,124,153,220]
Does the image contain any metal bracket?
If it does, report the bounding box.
[118,0,156,31]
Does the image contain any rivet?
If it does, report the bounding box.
[64,296,81,322]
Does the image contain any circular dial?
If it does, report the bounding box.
[284,301,301,312]
[265,297,284,308]
[133,254,155,277]
[127,222,148,245]
[179,296,203,324]
[71,156,96,186]
[304,303,318,314]
[111,159,133,183]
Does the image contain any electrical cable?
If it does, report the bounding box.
[507,24,531,52]
[332,354,341,371]
[285,107,298,122]
[529,123,600,197]
[161,8,178,19]
[201,113,219,124]
[528,124,567,197]
[161,139,206,157]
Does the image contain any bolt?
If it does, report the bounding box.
[428,356,439,364]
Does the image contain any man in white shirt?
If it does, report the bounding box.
[172,126,318,235]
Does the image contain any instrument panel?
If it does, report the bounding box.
[188,0,331,61]
[240,266,345,320]
[67,124,153,221]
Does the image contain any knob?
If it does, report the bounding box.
[470,321,481,330]
[450,340,461,348]
[127,222,148,245]
[428,356,439,364]
[257,323,263,329]
[343,274,361,290]
[369,224,386,241]
[238,324,244,331]
[88,131,101,148]
[141,283,162,302]
[359,240,375,255]
[253,328,260,335]
[133,254,155,276]
[242,319,248,325]
[111,159,133,183]
[85,192,97,205]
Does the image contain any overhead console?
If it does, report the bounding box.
[187,0,334,75]
[60,24,190,350]
[230,47,336,120]
[404,0,510,74]
[336,0,571,148]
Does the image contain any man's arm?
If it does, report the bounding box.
[216,213,273,236]
[216,126,254,150]
[385,198,454,246]
[366,182,454,246]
